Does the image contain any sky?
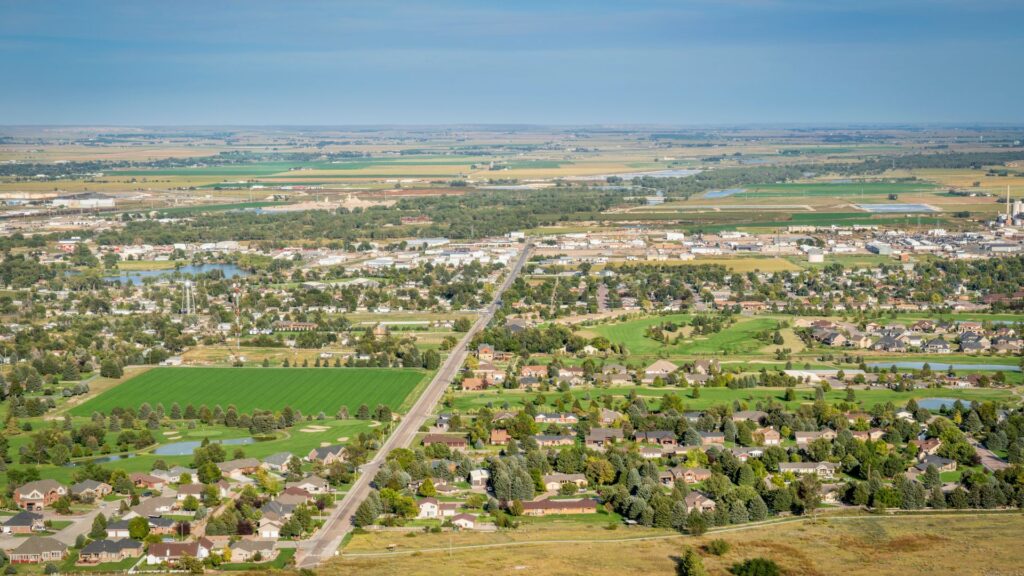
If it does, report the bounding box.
[1,0,1022,125]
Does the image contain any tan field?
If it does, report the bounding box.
[324,512,1024,576]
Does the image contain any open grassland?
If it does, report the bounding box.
[447,384,1017,413]
[580,315,782,356]
[69,367,427,416]
[331,512,1024,576]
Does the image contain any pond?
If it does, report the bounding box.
[916,397,963,411]
[65,453,136,467]
[103,264,248,286]
[152,437,256,456]
[866,362,1020,372]
[703,188,744,199]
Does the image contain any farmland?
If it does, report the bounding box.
[69,367,428,417]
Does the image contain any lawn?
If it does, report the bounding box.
[69,367,428,417]
[331,512,1024,576]
[219,548,296,570]
[580,315,781,357]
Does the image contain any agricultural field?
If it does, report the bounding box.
[331,512,1024,576]
[69,367,428,417]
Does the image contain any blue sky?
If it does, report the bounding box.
[1,0,1021,125]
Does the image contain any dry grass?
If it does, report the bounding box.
[322,513,1024,576]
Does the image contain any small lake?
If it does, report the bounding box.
[703,188,744,199]
[65,453,136,467]
[917,397,963,411]
[866,362,1020,372]
[152,437,255,456]
[103,264,248,285]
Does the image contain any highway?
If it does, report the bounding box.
[296,242,531,567]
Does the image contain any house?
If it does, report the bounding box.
[151,466,197,484]
[262,452,294,473]
[258,517,283,539]
[684,492,717,514]
[129,473,166,491]
[915,454,957,473]
[634,430,677,446]
[778,462,839,480]
[911,438,942,457]
[534,412,579,425]
[692,359,720,375]
[287,475,330,494]
[520,365,548,379]
[217,458,261,476]
[794,429,837,447]
[451,513,477,530]
[106,520,131,539]
[261,500,296,521]
[9,537,68,564]
[2,511,44,535]
[532,434,575,448]
[477,343,495,362]
[229,539,276,563]
[417,498,441,519]
[147,517,177,536]
[672,467,712,485]
[644,359,678,380]
[585,427,624,449]
[698,432,726,446]
[731,447,765,462]
[461,377,487,391]
[924,338,952,354]
[70,479,112,501]
[307,444,346,465]
[129,496,177,518]
[13,480,67,510]
[277,487,313,506]
[78,539,143,564]
[146,538,214,565]
[469,469,490,489]
[520,498,598,516]
[422,434,469,451]
[851,428,886,442]
[598,408,623,425]
[175,484,206,501]
[755,427,782,446]
[731,410,768,423]
[542,473,588,492]
[490,429,510,445]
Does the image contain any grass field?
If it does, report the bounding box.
[580,315,781,356]
[331,512,1024,576]
[69,367,427,416]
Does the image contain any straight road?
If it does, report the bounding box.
[297,243,531,567]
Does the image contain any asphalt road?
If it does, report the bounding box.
[296,243,531,567]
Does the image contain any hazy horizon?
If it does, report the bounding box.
[2,0,1022,125]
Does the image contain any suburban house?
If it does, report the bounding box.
[644,359,678,381]
[673,467,712,485]
[684,492,717,514]
[9,537,68,564]
[634,430,677,446]
[78,539,144,564]
[490,428,510,445]
[476,343,495,362]
[778,462,839,479]
[519,365,548,379]
[534,412,579,425]
[229,539,276,563]
[422,434,469,451]
[129,496,177,518]
[754,427,782,446]
[70,479,112,501]
[469,469,490,489]
[258,518,283,539]
[217,458,261,476]
[542,473,588,492]
[129,473,167,491]
[106,520,132,539]
[307,444,346,465]
[262,452,294,473]
[585,427,624,449]
[461,377,487,391]
[698,432,726,446]
[287,475,330,494]
[532,434,575,448]
[146,538,214,565]
[2,511,45,534]
[451,513,477,530]
[520,498,598,516]
[14,480,67,510]
[915,454,957,473]
[794,429,837,447]
[731,410,768,423]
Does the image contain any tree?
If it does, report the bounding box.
[52,496,72,515]
[89,513,108,539]
[353,496,380,527]
[678,547,708,576]
[128,516,150,540]
[686,511,707,536]
[729,558,781,576]
[418,478,437,497]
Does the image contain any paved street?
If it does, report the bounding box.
[296,243,531,567]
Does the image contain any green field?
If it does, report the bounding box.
[581,315,780,356]
[70,367,427,416]
[748,181,938,197]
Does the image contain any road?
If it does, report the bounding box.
[296,243,531,567]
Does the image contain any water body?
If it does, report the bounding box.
[568,168,701,181]
[856,203,938,213]
[65,453,136,467]
[917,397,963,411]
[104,264,248,285]
[866,362,1021,372]
[703,188,744,199]
[152,437,255,456]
